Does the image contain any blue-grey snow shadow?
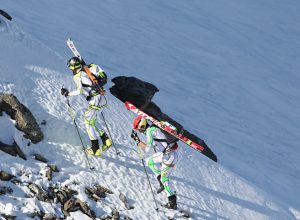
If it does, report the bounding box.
[176,176,295,220]
[106,150,294,219]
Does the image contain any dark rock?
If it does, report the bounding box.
[41,120,47,125]
[100,210,120,220]
[48,165,59,172]
[63,198,80,212]
[1,214,16,220]
[119,192,134,210]
[48,185,95,219]
[0,94,43,143]
[0,141,26,160]
[44,165,59,181]
[76,199,96,219]
[100,214,112,220]
[124,216,133,220]
[180,210,191,218]
[0,141,17,157]
[111,210,120,220]
[85,184,113,202]
[32,154,48,163]
[12,141,26,160]
[10,178,22,185]
[42,213,59,220]
[26,210,45,219]
[85,186,106,201]
[28,183,51,202]
[63,198,96,219]
[0,186,13,195]
[0,170,15,181]
[95,184,113,194]
[46,166,53,181]
[54,186,78,204]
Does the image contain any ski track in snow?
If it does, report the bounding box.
[1,2,300,220]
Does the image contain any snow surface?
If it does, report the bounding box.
[0,1,300,219]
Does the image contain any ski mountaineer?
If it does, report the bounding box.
[131,116,179,210]
[61,57,112,156]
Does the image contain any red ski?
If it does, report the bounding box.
[125,101,206,152]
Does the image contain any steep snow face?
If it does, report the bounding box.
[0,0,300,219]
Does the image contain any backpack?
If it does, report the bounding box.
[88,63,108,87]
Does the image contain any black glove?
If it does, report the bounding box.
[131,130,140,144]
[61,88,69,97]
[86,95,92,101]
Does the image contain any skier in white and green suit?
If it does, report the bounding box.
[131,115,179,210]
[61,57,112,156]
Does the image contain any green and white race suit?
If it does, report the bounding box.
[145,126,178,197]
[68,70,107,141]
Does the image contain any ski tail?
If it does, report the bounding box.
[0,10,12,21]
[182,130,217,162]
[125,101,217,162]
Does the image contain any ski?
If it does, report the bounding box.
[67,38,82,60]
[125,101,206,152]
[66,38,97,82]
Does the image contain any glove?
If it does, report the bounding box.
[86,95,91,101]
[99,89,106,95]
[131,130,140,144]
[61,88,69,97]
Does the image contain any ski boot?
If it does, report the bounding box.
[85,140,101,156]
[100,132,112,149]
[163,195,177,210]
[157,175,165,194]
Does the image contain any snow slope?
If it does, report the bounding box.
[1,0,300,219]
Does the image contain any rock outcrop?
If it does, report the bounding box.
[0,93,43,144]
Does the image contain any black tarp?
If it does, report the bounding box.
[110,76,217,162]
[110,76,159,110]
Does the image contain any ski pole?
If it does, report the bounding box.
[65,97,94,170]
[100,95,120,155]
[132,130,159,211]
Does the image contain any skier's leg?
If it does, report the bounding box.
[88,95,112,150]
[84,107,99,154]
[160,151,178,196]
[146,152,163,176]
[161,151,178,210]
[160,165,174,197]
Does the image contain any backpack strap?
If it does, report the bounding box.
[153,138,168,143]
[154,138,178,153]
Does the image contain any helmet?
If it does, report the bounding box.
[67,57,82,70]
[133,116,147,130]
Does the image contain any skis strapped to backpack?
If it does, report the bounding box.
[66,38,107,91]
[125,101,208,153]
